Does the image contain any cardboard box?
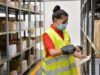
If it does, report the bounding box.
[28,55,34,65]
[16,21,28,30]
[30,21,35,28]
[21,21,28,30]
[94,20,100,51]
[22,4,34,11]
[34,21,39,28]
[0,0,6,3]
[15,1,18,7]
[1,21,17,32]
[34,21,43,28]
[10,70,17,75]
[29,4,34,11]
[96,53,100,58]
[0,23,4,32]
[21,40,27,51]
[16,21,19,31]
[8,44,17,58]
[34,5,39,12]
[30,39,34,46]
[22,60,27,73]
[8,1,15,7]
[11,41,20,53]
[10,58,20,73]
[39,21,43,27]
[23,4,28,9]
[0,20,6,32]
[8,21,17,31]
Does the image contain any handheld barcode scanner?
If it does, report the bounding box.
[61,45,83,55]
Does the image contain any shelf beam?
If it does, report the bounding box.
[44,0,80,1]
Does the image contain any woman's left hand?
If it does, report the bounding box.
[74,46,87,59]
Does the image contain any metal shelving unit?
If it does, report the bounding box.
[81,0,100,75]
[0,0,45,75]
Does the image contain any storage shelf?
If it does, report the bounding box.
[81,0,100,74]
[0,2,6,6]
[0,28,36,35]
[81,28,99,51]
[22,59,37,75]
[0,57,8,66]
[9,52,21,60]
[25,0,79,2]
[21,46,35,54]
[8,6,42,15]
[9,31,19,34]
[0,0,45,75]
[81,28,100,63]
[0,32,8,35]
[81,0,87,13]
[9,45,35,60]
[0,2,42,15]
[30,60,42,75]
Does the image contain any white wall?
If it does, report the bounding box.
[45,1,80,45]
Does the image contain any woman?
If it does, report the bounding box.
[42,5,85,75]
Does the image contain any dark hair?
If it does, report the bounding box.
[52,5,68,22]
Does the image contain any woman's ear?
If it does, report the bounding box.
[54,18,57,23]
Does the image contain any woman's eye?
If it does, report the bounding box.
[63,22,67,24]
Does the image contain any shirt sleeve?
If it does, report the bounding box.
[43,33,55,56]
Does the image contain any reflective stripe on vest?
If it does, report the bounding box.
[45,55,68,64]
[42,63,76,75]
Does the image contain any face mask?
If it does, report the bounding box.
[56,23,68,31]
